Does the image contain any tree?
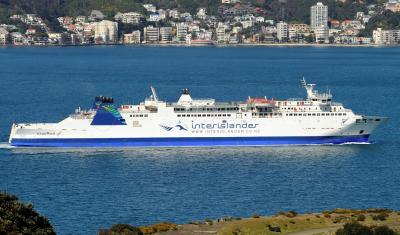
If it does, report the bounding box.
[0,191,56,235]
[336,222,373,235]
[336,222,398,235]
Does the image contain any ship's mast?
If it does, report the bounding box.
[150,86,158,102]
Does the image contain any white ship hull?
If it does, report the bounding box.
[9,114,385,147]
[9,81,387,147]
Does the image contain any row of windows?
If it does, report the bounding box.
[174,107,239,112]
[252,113,282,116]
[281,107,342,111]
[286,113,347,117]
[130,114,149,118]
[178,113,232,117]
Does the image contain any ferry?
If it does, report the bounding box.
[8,79,387,147]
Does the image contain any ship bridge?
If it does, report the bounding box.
[301,78,332,103]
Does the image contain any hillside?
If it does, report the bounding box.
[101,209,400,235]
[0,0,383,23]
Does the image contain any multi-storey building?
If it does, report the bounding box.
[311,2,328,29]
[124,31,141,44]
[315,25,329,43]
[144,26,159,43]
[0,27,9,44]
[160,27,173,43]
[115,12,143,24]
[176,23,187,43]
[94,20,118,43]
[216,26,227,43]
[373,28,400,44]
[276,21,288,42]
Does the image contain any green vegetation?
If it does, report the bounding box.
[101,222,177,235]
[372,212,390,221]
[336,221,397,235]
[0,191,55,235]
[357,214,366,222]
[359,11,400,36]
[0,0,386,22]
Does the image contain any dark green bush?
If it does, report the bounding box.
[0,191,55,235]
[336,222,373,235]
[110,224,141,235]
[356,214,366,222]
[373,225,397,235]
[286,210,298,218]
[335,222,397,235]
[372,213,389,221]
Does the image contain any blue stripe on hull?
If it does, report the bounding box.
[10,135,370,147]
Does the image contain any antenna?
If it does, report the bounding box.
[150,86,158,102]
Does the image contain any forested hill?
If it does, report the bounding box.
[0,0,383,23]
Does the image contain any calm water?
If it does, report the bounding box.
[0,46,399,235]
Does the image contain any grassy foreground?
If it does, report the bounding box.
[102,209,400,235]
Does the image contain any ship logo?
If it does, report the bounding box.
[159,122,188,131]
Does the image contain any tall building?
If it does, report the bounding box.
[124,31,141,44]
[94,20,118,43]
[0,27,9,44]
[276,21,288,42]
[311,2,328,29]
[315,25,329,43]
[176,23,187,43]
[144,26,159,43]
[216,26,227,43]
[373,28,400,44]
[160,27,173,43]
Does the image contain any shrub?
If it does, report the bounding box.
[252,214,260,218]
[205,218,213,225]
[324,212,331,218]
[315,214,321,218]
[336,222,373,235]
[372,213,389,221]
[139,226,155,234]
[289,220,296,224]
[286,210,298,218]
[277,211,286,216]
[333,216,349,224]
[267,224,281,233]
[336,222,396,235]
[0,191,56,235]
[152,222,177,232]
[356,214,366,222]
[373,225,396,235]
[366,208,392,214]
[111,224,141,235]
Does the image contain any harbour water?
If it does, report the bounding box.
[0,46,399,235]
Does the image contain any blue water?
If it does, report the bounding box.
[0,46,399,235]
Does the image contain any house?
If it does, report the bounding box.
[0,27,9,44]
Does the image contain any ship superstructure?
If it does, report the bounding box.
[8,79,387,147]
